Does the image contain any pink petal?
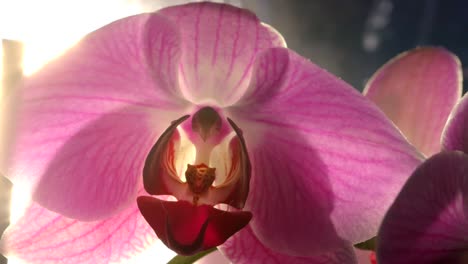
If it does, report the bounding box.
[6,14,191,220]
[194,250,230,264]
[355,249,376,264]
[158,2,285,106]
[230,48,422,256]
[364,47,462,156]
[377,151,468,264]
[219,225,357,264]
[1,193,157,264]
[442,93,468,154]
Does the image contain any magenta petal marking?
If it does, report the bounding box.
[377,152,468,264]
[7,14,190,220]
[231,48,422,256]
[443,93,468,154]
[1,192,156,264]
[219,225,357,264]
[364,47,462,156]
[159,2,285,106]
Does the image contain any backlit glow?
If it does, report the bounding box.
[0,0,145,75]
[0,0,239,76]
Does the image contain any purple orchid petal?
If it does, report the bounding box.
[158,2,285,106]
[6,14,191,220]
[230,48,422,256]
[364,47,462,157]
[219,225,357,263]
[377,151,468,264]
[0,190,156,264]
[442,93,468,154]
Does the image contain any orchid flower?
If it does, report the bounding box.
[375,57,467,263]
[359,47,462,263]
[0,2,423,263]
[364,47,462,157]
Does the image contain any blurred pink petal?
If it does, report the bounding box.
[377,151,468,264]
[229,47,422,256]
[443,93,468,153]
[1,191,156,264]
[6,13,191,221]
[364,47,462,156]
[219,225,357,263]
[354,249,375,264]
[194,250,230,264]
[159,2,285,105]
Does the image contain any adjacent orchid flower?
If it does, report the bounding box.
[364,47,462,157]
[358,47,462,263]
[376,72,468,262]
[0,2,423,263]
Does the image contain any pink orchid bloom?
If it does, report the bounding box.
[359,47,462,264]
[364,47,462,157]
[347,47,462,264]
[0,2,423,263]
[375,56,467,263]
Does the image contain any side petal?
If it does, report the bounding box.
[364,47,462,156]
[442,93,468,154]
[0,199,157,264]
[377,152,468,264]
[230,48,422,256]
[219,225,357,264]
[158,2,285,106]
[6,14,191,220]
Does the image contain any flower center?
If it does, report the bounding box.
[137,106,252,255]
[185,163,216,204]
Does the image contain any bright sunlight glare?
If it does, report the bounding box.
[0,0,225,75]
[0,0,144,75]
[7,240,177,264]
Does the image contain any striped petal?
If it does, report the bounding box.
[229,47,422,256]
[158,2,285,106]
[0,191,157,264]
[364,47,462,156]
[377,151,468,264]
[219,225,357,263]
[443,93,468,154]
[5,13,190,221]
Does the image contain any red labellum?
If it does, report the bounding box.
[137,196,252,255]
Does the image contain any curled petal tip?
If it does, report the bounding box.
[442,93,468,154]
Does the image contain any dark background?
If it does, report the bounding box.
[244,0,467,91]
[1,0,467,263]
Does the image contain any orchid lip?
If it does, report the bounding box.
[137,197,252,256]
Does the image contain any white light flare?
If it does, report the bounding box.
[0,0,144,75]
